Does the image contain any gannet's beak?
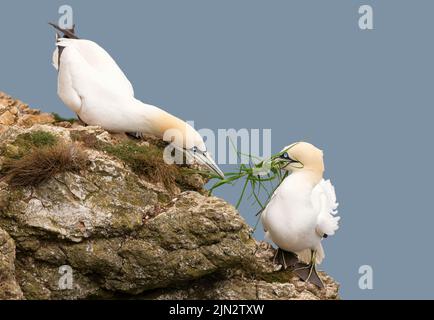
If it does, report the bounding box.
[271,152,301,170]
[186,149,225,179]
[271,154,289,168]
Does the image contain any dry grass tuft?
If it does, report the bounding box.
[1,143,88,187]
[61,130,205,192]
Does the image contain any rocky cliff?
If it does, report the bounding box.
[0,92,339,300]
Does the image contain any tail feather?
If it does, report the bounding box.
[296,244,325,265]
[296,249,312,265]
[315,243,325,264]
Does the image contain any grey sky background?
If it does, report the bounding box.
[1,0,432,299]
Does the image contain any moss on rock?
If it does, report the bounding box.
[1,131,58,160]
[0,91,340,300]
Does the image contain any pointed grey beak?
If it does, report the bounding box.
[272,157,290,169]
[186,150,225,179]
[271,152,303,170]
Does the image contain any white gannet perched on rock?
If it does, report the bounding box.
[261,142,340,287]
[49,23,224,178]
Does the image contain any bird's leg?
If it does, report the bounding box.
[126,132,145,140]
[273,248,279,265]
[76,114,88,126]
[272,248,286,268]
[274,249,298,270]
[305,250,317,282]
[281,249,288,269]
[307,251,325,288]
[293,250,325,288]
[292,251,311,272]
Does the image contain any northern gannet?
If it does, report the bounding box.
[261,142,340,287]
[49,23,224,178]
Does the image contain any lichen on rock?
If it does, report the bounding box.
[0,91,340,300]
[0,227,23,299]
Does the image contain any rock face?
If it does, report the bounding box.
[0,92,55,132]
[0,92,340,300]
[0,227,23,299]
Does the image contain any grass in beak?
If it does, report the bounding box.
[201,145,290,231]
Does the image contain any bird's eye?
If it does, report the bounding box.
[280,152,294,162]
[192,146,198,153]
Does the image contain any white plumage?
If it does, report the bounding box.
[261,142,340,266]
[53,38,134,98]
[50,25,224,178]
[313,179,340,238]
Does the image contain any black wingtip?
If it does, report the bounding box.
[48,22,79,40]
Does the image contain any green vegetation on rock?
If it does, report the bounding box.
[15,131,58,149]
[2,131,58,159]
[0,91,340,300]
[51,112,76,124]
[103,141,181,191]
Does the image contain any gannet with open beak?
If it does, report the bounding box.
[49,24,224,178]
[261,142,340,287]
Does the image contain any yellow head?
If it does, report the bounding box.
[157,111,224,179]
[277,142,324,178]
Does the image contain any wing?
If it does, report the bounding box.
[55,38,134,114]
[260,185,280,233]
[55,38,134,97]
[311,179,340,237]
[261,205,269,233]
